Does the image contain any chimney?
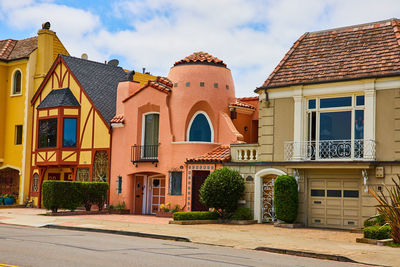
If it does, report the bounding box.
[142,67,145,73]
[35,22,56,85]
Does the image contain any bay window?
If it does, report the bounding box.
[38,118,57,148]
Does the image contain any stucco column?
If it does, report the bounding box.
[293,95,304,160]
[364,87,376,160]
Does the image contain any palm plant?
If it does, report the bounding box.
[369,175,400,243]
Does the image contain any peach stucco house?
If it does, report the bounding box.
[110,52,258,214]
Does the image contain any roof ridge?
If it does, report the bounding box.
[61,54,123,70]
[392,19,400,46]
[0,39,17,59]
[260,33,308,89]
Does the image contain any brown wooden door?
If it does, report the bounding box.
[191,171,210,211]
[134,176,144,214]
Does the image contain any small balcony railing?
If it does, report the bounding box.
[230,143,259,162]
[284,139,376,161]
[131,144,159,164]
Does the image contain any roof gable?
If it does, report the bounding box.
[260,18,400,90]
[37,88,80,109]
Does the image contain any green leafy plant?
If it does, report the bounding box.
[274,175,298,223]
[199,167,245,218]
[364,214,385,227]
[42,181,82,212]
[370,175,400,243]
[231,207,253,220]
[173,211,219,221]
[115,201,126,210]
[364,225,392,240]
[171,204,180,213]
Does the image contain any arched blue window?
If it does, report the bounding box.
[188,112,212,142]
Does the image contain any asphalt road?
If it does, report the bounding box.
[0,225,364,267]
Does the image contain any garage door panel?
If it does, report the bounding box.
[311,208,325,216]
[326,181,341,188]
[311,217,325,225]
[343,209,359,217]
[326,209,341,216]
[326,218,341,226]
[344,219,359,227]
[311,198,325,206]
[310,180,325,188]
[343,199,359,207]
[326,199,341,206]
[343,181,359,188]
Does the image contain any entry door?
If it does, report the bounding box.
[149,177,165,214]
[134,175,144,214]
[262,176,276,222]
[191,171,210,211]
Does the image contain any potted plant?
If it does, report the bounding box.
[108,202,130,214]
[3,194,15,205]
[156,202,180,218]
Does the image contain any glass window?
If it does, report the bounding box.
[174,83,178,87]
[200,82,205,87]
[226,85,229,90]
[327,190,342,197]
[186,82,190,87]
[320,111,351,140]
[214,83,218,88]
[13,70,22,95]
[76,168,90,182]
[355,110,364,139]
[93,151,108,182]
[63,118,77,147]
[189,113,212,142]
[143,114,159,158]
[169,171,182,195]
[356,95,365,106]
[344,190,359,198]
[15,125,23,145]
[308,99,316,109]
[38,118,57,148]
[311,189,325,197]
[117,176,122,194]
[320,97,352,108]
[32,173,39,192]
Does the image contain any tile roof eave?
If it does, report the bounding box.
[0,56,30,63]
[257,72,400,91]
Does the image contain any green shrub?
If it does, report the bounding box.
[80,182,109,211]
[173,211,219,221]
[364,225,392,240]
[364,214,385,227]
[42,181,82,212]
[274,175,298,223]
[231,207,253,220]
[199,167,245,217]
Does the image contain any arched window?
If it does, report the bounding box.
[32,173,39,192]
[188,112,213,142]
[93,151,108,182]
[12,70,22,95]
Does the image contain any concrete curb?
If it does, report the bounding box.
[255,247,373,265]
[41,224,191,242]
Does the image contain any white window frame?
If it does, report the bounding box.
[186,111,214,143]
[10,68,23,96]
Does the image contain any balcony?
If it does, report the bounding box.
[284,139,376,161]
[230,143,259,162]
[131,145,159,164]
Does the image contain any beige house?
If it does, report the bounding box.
[227,18,400,229]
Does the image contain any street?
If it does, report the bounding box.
[0,225,364,267]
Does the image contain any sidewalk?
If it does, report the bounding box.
[0,208,398,266]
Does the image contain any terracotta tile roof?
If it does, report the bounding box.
[111,114,124,123]
[259,18,400,90]
[186,145,231,163]
[123,76,172,102]
[174,51,227,67]
[0,37,37,61]
[238,96,258,101]
[229,99,256,110]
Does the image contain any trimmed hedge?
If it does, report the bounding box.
[231,207,253,220]
[42,181,109,212]
[199,167,245,217]
[173,211,219,221]
[274,175,298,223]
[364,225,392,240]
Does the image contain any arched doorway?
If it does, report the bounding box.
[0,167,20,198]
[254,168,287,223]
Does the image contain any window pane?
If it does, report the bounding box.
[327,190,342,197]
[189,113,212,142]
[13,71,21,94]
[320,111,351,140]
[344,190,359,198]
[308,99,316,109]
[356,95,365,106]
[38,118,57,148]
[311,189,325,197]
[320,97,352,108]
[63,118,77,147]
[15,125,23,145]
[32,173,39,192]
[169,172,182,195]
[117,176,122,194]
[144,114,159,158]
[355,110,364,139]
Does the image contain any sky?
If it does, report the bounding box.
[0,0,399,97]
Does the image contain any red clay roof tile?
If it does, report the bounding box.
[174,51,227,67]
[229,99,256,110]
[0,37,37,61]
[110,114,124,123]
[259,18,400,90]
[186,145,230,163]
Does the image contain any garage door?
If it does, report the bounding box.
[308,179,360,229]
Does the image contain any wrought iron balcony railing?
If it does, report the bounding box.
[131,144,159,164]
[284,139,376,161]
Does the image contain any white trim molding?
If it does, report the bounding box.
[186,111,214,143]
[254,168,287,223]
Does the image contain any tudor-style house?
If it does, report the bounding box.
[227,18,400,229]
[110,52,258,214]
[0,22,69,204]
[29,54,154,207]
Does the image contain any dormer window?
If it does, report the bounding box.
[12,70,22,95]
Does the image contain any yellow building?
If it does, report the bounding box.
[0,22,68,204]
[30,54,155,207]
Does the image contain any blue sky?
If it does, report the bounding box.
[1,0,399,97]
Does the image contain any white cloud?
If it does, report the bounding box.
[1,0,400,96]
